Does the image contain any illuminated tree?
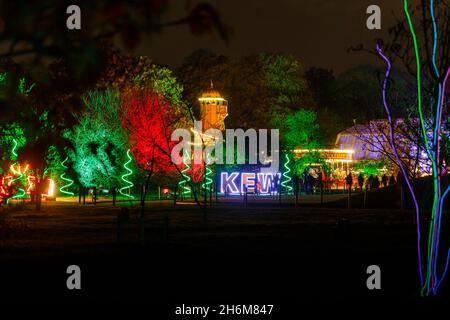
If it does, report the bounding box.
[0,63,73,210]
[353,160,392,176]
[0,123,27,203]
[274,109,321,151]
[121,89,187,172]
[121,88,192,204]
[98,52,185,106]
[65,89,129,189]
[97,49,196,200]
[274,109,328,177]
[15,111,65,210]
[259,53,311,113]
[0,123,26,172]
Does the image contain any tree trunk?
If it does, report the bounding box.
[35,179,42,211]
[191,183,202,207]
[139,171,153,244]
[112,187,116,206]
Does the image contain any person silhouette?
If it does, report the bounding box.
[358,173,364,192]
[293,173,300,197]
[389,174,396,186]
[345,173,353,191]
[381,174,388,188]
[302,169,308,194]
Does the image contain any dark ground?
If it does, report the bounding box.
[0,196,449,315]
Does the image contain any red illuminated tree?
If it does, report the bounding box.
[122,90,177,172]
[120,88,192,204]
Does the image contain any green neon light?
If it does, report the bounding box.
[8,173,27,203]
[10,173,22,186]
[119,149,134,198]
[0,72,6,84]
[7,139,27,203]
[11,138,18,158]
[202,155,213,191]
[9,187,26,202]
[281,153,293,194]
[404,0,433,160]
[59,157,75,196]
[18,77,36,96]
[404,0,439,296]
[178,150,192,197]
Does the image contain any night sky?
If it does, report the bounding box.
[134,0,403,73]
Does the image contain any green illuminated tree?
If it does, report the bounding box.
[0,123,26,171]
[99,52,185,109]
[274,109,328,175]
[16,110,69,210]
[0,62,74,210]
[260,53,311,112]
[65,89,129,189]
[0,123,27,203]
[274,109,321,151]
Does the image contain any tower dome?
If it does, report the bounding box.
[199,80,226,101]
[198,80,228,131]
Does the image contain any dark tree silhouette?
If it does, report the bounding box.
[0,0,230,85]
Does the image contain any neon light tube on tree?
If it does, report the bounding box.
[281,153,293,194]
[119,149,134,199]
[59,157,75,196]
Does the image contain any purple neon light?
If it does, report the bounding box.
[432,66,450,291]
[376,43,424,287]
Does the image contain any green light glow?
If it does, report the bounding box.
[9,172,22,186]
[178,150,192,197]
[201,155,213,191]
[18,77,36,96]
[9,187,26,202]
[119,149,134,198]
[59,157,75,196]
[11,138,18,158]
[7,138,27,202]
[0,124,26,167]
[0,72,6,84]
[65,89,127,188]
[281,153,293,194]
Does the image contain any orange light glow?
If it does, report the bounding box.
[46,179,55,197]
[26,176,55,197]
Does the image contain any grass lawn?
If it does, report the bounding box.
[0,199,448,301]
